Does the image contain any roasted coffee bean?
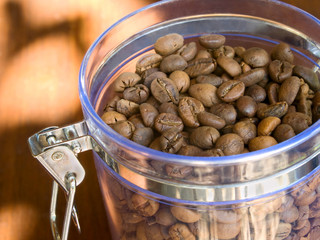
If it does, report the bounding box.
[280,205,299,223]
[278,76,301,105]
[217,55,242,77]
[188,83,220,107]
[189,126,220,149]
[154,33,184,56]
[160,54,187,73]
[210,103,237,125]
[273,124,295,142]
[136,53,163,75]
[155,206,177,226]
[195,74,224,87]
[194,49,212,59]
[184,58,216,78]
[177,145,203,156]
[150,77,180,104]
[169,70,190,93]
[257,116,281,136]
[169,223,196,240]
[248,136,278,151]
[176,41,197,61]
[154,112,184,133]
[170,206,201,223]
[110,120,136,139]
[131,127,154,146]
[271,42,294,63]
[104,95,121,112]
[215,133,244,156]
[267,82,280,104]
[243,47,270,67]
[257,101,288,119]
[200,148,224,157]
[296,220,311,237]
[282,112,311,134]
[123,84,150,104]
[199,34,226,49]
[128,114,146,129]
[236,95,258,118]
[275,222,292,240]
[158,102,178,115]
[268,60,294,83]
[101,110,127,125]
[212,221,241,239]
[211,209,242,224]
[114,72,142,92]
[165,163,193,179]
[233,121,256,144]
[212,45,235,59]
[178,97,205,127]
[140,102,159,128]
[293,65,320,91]
[197,111,226,129]
[116,99,140,117]
[217,80,245,102]
[159,127,185,153]
[234,67,267,87]
[131,193,159,217]
[245,84,266,102]
[294,190,317,206]
[144,71,167,89]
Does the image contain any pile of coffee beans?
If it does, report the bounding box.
[100,33,320,239]
[103,162,320,240]
[102,33,320,157]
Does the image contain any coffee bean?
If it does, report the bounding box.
[169,70,190,93]
[144,71,167,89]
[278,76,301,105]
[160,54,187,73]
[114,72,142,92]
[217,55,242,77]
[136,53,163,75]
[169,223,196,240]
[212,45,235,59]
[210,103,237,125]
[158,102,178,115]
[184,58,216,78]
[116,99,140,117]
[197,111,226,129]
[189,126,220,149]
[282,112,311,134]
[178,97,204,127]
[271,42,294,63]
[176,41,197,61]
[233,121,256,144]
[268,60,294,83]
[131,127,154,146]
[123,84,150,104]
[170,206,201,223]
[257,116,281,136]
[155,206,177,226]
[215,133,244,156]
[234,67,267,87]
[248,136,278,151]
[199,34,226,49]
[154,112,184,133]
[154,33,184,56]
[236,95,258,118]
[212,221,241,239]
[245,84,266,102]
[273,124,295,142]
[196,74,223,87]
[257,101,288,119]
[217,80,245,102]
[101,110,127,125]
[243,47,270,67]
[293,65,320,91]
[110,120,136,139]
[140,102,159,128]
[188,83,220,107]
[150,77,180,104]
[159,127,185,153]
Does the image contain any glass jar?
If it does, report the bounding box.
[31,0,320,239]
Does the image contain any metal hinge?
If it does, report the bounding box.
[28,121,93,240]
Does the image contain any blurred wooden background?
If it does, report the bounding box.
[0,0,319,239]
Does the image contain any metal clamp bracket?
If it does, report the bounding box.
[28,121,93,240]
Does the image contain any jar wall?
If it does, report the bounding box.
[95,156,320,240]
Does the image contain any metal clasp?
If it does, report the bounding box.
[28,121,93,240]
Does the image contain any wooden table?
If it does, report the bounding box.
[0,1,319,239]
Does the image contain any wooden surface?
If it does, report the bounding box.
[0,1,319,240]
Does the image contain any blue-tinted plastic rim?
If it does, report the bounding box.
[79,0,320,167]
